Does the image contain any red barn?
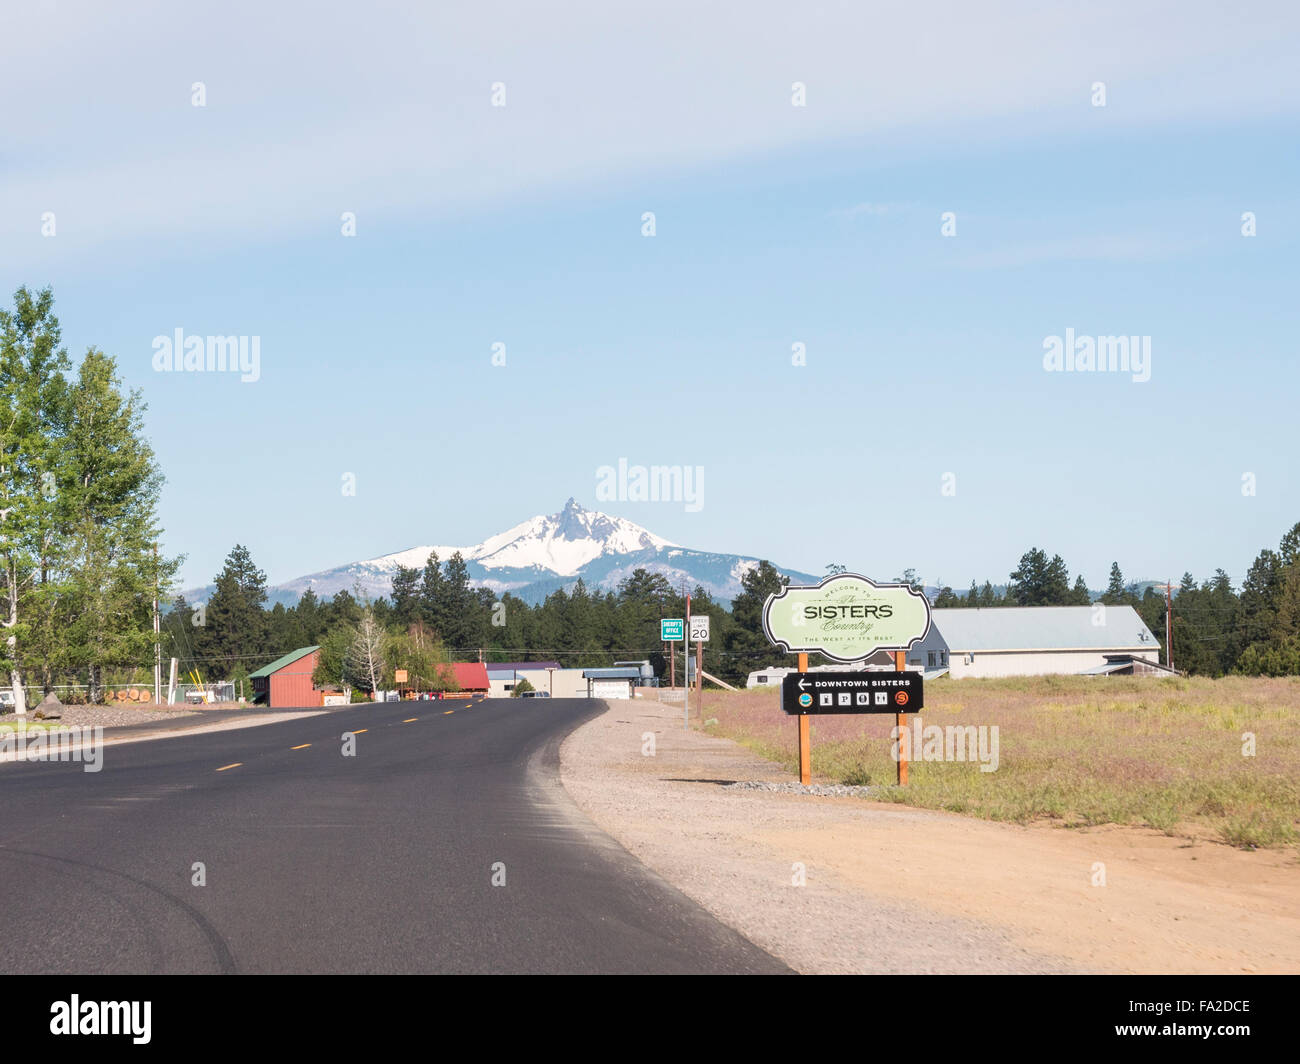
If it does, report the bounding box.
[250,646,322,707]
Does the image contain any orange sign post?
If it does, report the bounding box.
[797,653,811,785]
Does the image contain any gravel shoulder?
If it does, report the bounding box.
[559,695,1300,975]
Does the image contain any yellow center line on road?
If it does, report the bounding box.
[352,729,368,734]
[216,763,242,772]
[291,744,311,750]
[402,718,418,723]
[443,710,454,715]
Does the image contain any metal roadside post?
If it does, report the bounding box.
[660,616,685,725]
[690,614,710,723]
[684,593,691,730]
[761,573,932,788]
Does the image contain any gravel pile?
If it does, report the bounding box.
[723,780,885,798]
[2,705,199,729]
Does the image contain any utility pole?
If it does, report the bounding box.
[153,543,162,705]
[684,591,691,730]
[1165,580,1174,672]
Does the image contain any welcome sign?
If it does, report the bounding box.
[762,573,932,662]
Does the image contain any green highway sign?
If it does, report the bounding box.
[661,618,685,641]
[762,573,932,662]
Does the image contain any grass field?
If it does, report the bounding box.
[695,675,1300,850]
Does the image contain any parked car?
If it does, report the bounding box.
[519,690,550,699]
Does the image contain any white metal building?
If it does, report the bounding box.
[930,606,1160,678]
[747,605,1162,682]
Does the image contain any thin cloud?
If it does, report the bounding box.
[828,202,904,220]
[955,234,1206,269]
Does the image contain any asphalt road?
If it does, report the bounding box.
[0,698,788,974]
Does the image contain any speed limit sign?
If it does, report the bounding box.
[689,616,710,642]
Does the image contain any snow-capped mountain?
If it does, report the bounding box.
[372,498,678,580]
[194,499,819,607]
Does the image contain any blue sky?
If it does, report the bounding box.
[3,1,1297,592]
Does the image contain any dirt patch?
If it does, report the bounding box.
[560,697,1300,974]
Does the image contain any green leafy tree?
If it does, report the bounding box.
[60,350,178,702]
[311,623,353,690]
[386,620,455,693]
[0,286,72,712]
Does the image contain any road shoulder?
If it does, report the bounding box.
[0,708,330,765]
[559,696,1300,974]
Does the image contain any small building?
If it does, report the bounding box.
[487,665,587,698]
[581,667,641,700]
[250,646,321,708]
[486,661,561,698]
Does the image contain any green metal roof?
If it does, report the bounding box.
[250,646,320,679]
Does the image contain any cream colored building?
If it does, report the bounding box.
[487,666,590,698]
[931,606,1161,678]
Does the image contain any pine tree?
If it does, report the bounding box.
[390,564,421,628]
[1103,562,1127,604]
[296,587,323,643]
[201,545,269,679]
[933,586,960,607]
[725,561,789,681]
[440,551,477,652]
[418,551,444,636]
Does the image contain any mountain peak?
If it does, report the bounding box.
[365,501,678,579]
[216,502,817,607]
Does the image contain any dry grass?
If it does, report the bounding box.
[694,675,1300,850]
